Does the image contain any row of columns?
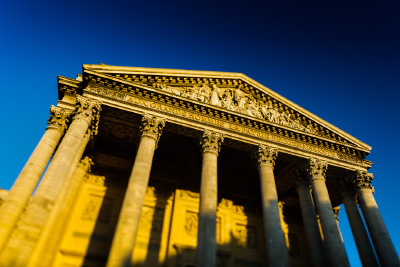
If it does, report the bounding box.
[0,95,101,267]
[294,160,400,267]
[0,105,399,267]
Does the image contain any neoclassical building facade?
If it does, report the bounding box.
[0,64,398,267]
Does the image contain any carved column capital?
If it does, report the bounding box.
[200,130,224,155]
[307,158,328,181]
[354,171,374,193]
[47,105,71,132]
[139,114,166,147]
[255,145,278,168]
[74,95,102,136]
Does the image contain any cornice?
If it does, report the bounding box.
[57,75,83,100]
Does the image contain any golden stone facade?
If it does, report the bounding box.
[0,64,398,267]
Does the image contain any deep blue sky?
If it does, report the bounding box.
[1,1,399,266]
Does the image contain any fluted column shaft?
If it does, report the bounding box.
[295,175,326,267]
[0,106,70,251]
[308,159,349,267]
[355,172,400,267]
[256,145,288,267]
[27,134,92,267]
[195,131,224,267]
[106,115,166,267]
[0,96,101,267]
[341,185,378,267]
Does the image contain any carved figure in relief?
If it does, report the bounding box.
[210,84,222,106]
[246,97,262,119]
[185,212,198,236]
[268,105,279,124]
[306,121,317,134]
[279,109,290,126]
[188,86,199,100]
[291,116,304,131]
[151,81,325,136]
[81,198,101,221]
[221,89,235,111]
[235,89,248,111]
[260,105,269,120]
[198,84,211,103]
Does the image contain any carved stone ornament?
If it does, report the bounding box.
[256,145,278,168]
[79,156,94,174]
[74,95,102,136]
[139,114,167,146]
[47,105,71,132]
[354,171,374,193]
[307,158,328,180]
[151,82,319,135]
[200,130,224,154]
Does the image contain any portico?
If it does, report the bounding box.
[0,64,398,267]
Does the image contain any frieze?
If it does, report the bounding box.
[84,85,366,165]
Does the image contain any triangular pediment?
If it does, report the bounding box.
[55,64,372,163]
[82,64,370,151]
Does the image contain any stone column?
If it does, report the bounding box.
[0,106,70,251]
[256,145,288,267]
[294,170,326,267]
[341,180,379,267]
[195,130,224,267]
[27,135,92,267]
[355,171,400,267]
[0,95,101,267]
[106,114,166,267]
[333,207,343,242]
[308,158,349,267]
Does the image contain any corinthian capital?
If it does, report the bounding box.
[307,158,328,180]
[139,114,166,147]
[200,130,224,154]
[354,171,374,193]
[256,145,278,168]
[47,105,71,132]
[74,95,102,135]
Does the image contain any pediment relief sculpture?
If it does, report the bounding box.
[152,82,321,135]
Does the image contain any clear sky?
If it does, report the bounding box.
[0,1,399,266]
